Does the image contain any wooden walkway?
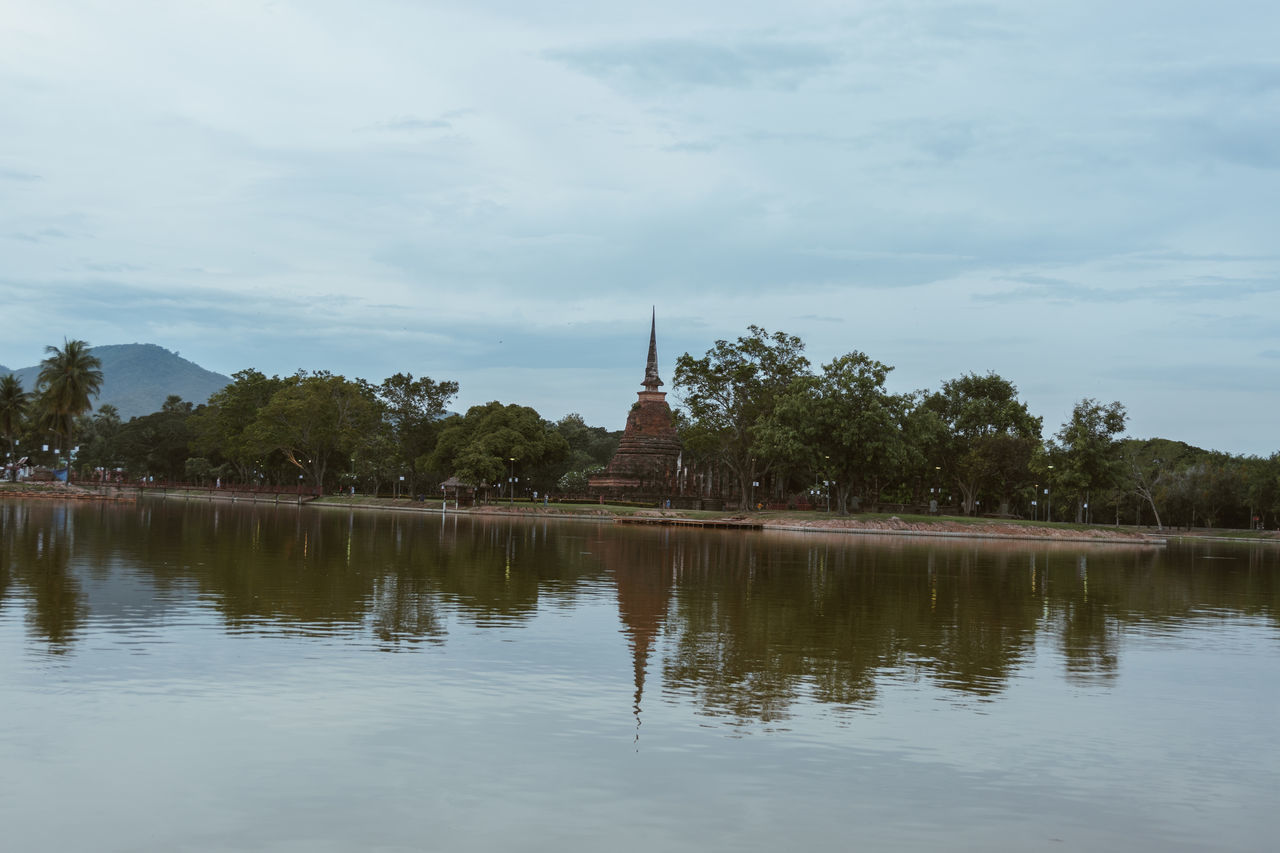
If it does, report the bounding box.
[615,516,763,530]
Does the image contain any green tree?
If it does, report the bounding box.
[247,372,384,490]
[36,339,104,481]
[923,372,1042,516]
[185,456,215,485]
[188,369,289,483]
[902,394,953,506]
[757,351,907,513]
[377,372,459,491]
[1242,454,1280,529]
[1049,399,1127,523]
[674,326,811,510]
[427,402,569,498]
[552,413,619,488]
[351,427,401,495]
[1120,437,1199,530]
[0,374,29,480]
[114,396,195,481]
[74,403,123,478]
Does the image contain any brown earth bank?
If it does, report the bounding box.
[0,482,121,501]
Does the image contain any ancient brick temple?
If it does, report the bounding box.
[589,311,682,502]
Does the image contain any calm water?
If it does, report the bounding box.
[2,499,1278,852]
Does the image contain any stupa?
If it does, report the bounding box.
[589,310,682,501]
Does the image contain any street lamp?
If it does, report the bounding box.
[508,457,516,506]
[824,455,831,512]
[1046,465,1054,522]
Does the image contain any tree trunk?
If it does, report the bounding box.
[737,468,753,511]
[837,483,853,515]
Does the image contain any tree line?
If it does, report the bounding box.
[3,333,1279,530]
[1,342,618,499]
[673,326,1280,529]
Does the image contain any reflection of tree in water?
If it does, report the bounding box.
[1044,554,1122,683]
[645,533,1196,723]
[655,534,1037,722]
[53,502,608,647]
[6,501,1280,711]
[0,502,86,651]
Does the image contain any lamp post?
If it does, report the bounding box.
[824,455,831,512]
[934,466,941,514]
[508,457,516,506]
[1046,465,1054,522]
[1032,483,1038,521]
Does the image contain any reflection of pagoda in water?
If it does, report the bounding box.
[588,311,682,502]
[597,531,674,742]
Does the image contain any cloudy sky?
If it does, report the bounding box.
[3,0,1278,454]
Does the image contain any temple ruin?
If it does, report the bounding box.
[588,311,682,503]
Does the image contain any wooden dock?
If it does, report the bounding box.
[615,516,763,530]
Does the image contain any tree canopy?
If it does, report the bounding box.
[757,351,907,513]
[921,372,1042,515]
[428,402,569,497]
[246,371,384,489]
[36,339,103,480]
[674,326,810,509]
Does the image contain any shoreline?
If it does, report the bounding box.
[122,488,1176,545]
[21,484,1280,546]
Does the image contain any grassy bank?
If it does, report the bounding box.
[13,484,1274,544]
[308,495,1176,543]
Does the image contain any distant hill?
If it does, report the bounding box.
[2,344,231,421]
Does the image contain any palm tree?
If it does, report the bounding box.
[0,374,29,480]
[37,339,104,482]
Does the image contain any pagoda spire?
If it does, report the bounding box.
[642,307,663,391]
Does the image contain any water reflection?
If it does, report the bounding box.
[2,499,1278,721]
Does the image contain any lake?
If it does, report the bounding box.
[2,498,1277,852]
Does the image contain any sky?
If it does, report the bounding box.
[3,0,1278,455]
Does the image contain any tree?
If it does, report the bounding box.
[247,372,384,490]
[0,374,29,480]
[1121,437,1200,530]
[1242,454,1280,530]
[674,326,811,509]
[757,351,906,513]
[188,369,289,482]
[377,372,459,491]
[552,413,619,489]
[114,396,195,481]
[36,339,103,481]
[923,372,1042,516]
[427,402,569,498]
[898,394,950,506]
[74,404,122,478]
[1050,399,1127,523]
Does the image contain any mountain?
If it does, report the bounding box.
[3,343,231,421]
